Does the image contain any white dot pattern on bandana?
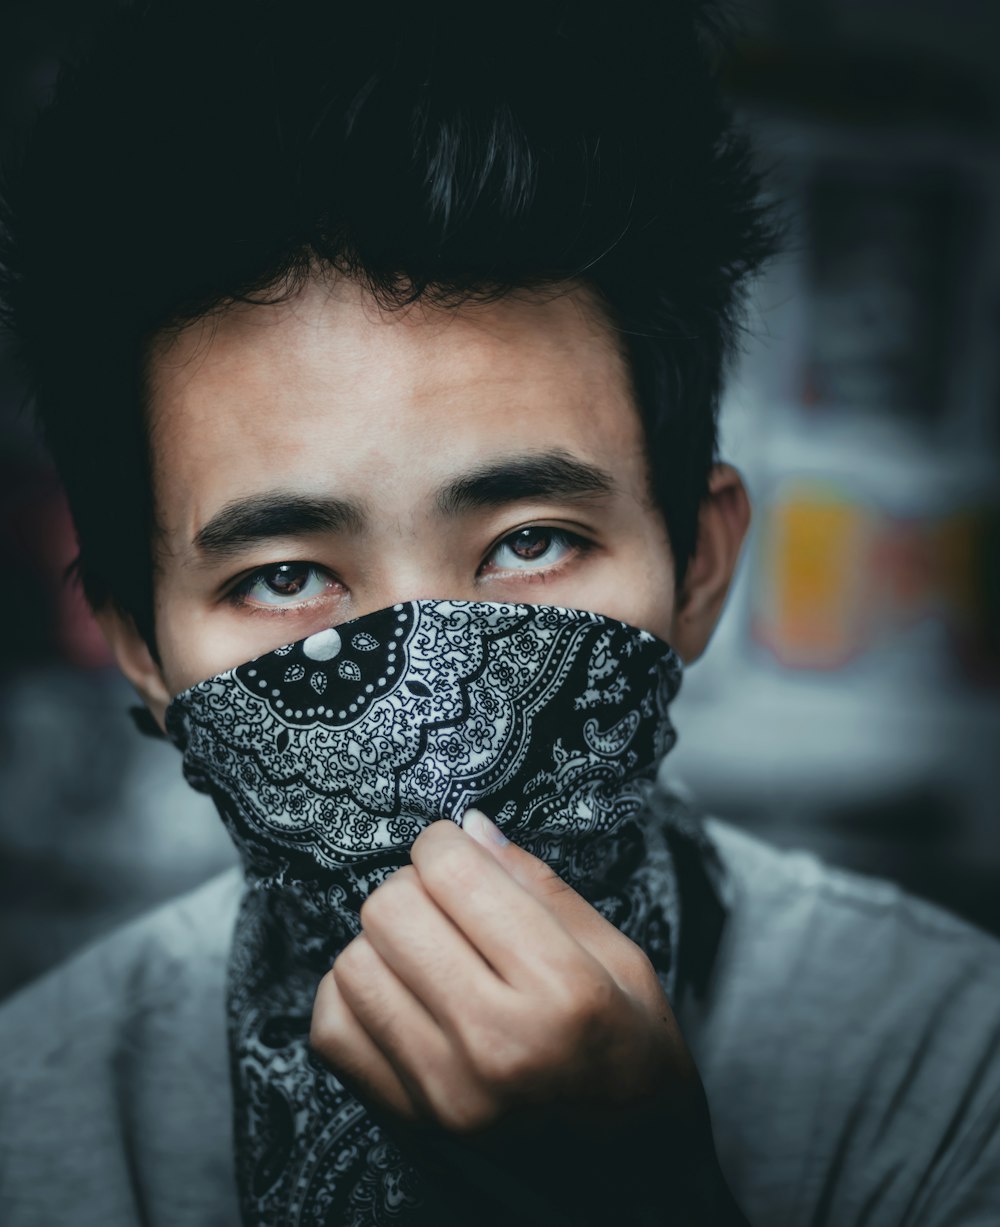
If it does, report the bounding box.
[302,628,342,661]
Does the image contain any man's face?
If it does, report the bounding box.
[139,276,685,712]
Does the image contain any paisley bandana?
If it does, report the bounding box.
[165,599,687,1225]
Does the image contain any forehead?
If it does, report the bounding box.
[144,276,646,539]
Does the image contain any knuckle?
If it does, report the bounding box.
[441,1000,520,1088]
[309,974,343,1057]
[475,1048,532,1092]
[523,856,574,903]
[419,841,480,895]
[357,894,377,932]
[467,1028,543,1093]
[548,970,617,1045]
[359,865,419,929]
[626,943,657,981]
[412,818,456,853]
[432,1091,501,1136]
[623,945,660,995]
[604,939,665,1007]
[523,853,559,888]
[308,1014,336,1059]
[332,934,372,984]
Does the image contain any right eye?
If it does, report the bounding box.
[227,562,338,609]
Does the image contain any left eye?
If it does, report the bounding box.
[232,563,334,606]
[487,528,576,571]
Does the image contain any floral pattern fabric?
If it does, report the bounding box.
[165,599,686,1225]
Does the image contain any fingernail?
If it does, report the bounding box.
[462,808,509,847]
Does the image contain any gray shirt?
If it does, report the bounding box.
[2,819,999,1225]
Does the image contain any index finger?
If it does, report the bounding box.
[409,820,603,992]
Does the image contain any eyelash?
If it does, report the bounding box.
[480,526,590,578]
[224,525,593,609]
[225,564,339,612]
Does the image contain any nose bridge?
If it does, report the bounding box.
[357,574,475,618]
[352,512,476,617]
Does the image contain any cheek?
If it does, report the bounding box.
[153,615,222,697]
[152,593,263,695]
[548,532,677,642]
[598,517,677,642]
[588,573,676,642]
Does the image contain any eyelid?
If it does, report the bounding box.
[478,524,594,575]
[483,518,595,553]
[223,561,341,606]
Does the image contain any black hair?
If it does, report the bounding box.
[0,0,778,650]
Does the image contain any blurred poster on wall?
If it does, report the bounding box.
[751,473,1000,684]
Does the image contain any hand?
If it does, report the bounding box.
[310,812,747,1225]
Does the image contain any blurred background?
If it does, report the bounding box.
[1,0,998,1000]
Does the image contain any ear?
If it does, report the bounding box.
[94,605,171,734]
[668,463,751,664]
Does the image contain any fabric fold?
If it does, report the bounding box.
[165,599,696,1224]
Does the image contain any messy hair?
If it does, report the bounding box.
[0,0,777,649]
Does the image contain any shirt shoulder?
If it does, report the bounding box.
[0,868,244,1227]
[685,819,1000,1227]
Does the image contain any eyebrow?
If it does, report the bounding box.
[436,451,616,515]
[192,492,366,559]
[190,450,615,560]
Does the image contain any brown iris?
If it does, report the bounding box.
[261,562,313,594]
[509,528,554,560]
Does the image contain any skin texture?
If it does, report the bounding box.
[99,273,751,1222]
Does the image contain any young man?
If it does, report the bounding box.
[2,2,999,1225]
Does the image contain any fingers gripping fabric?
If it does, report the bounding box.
[165,600,687,1225]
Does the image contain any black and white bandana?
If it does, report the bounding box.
[165,599,689,1225]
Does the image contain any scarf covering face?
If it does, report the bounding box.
[165,599,685,1225]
